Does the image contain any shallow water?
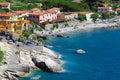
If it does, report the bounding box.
[19,28,120,80]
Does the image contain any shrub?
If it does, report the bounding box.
[101,12,110,19]
[19,35,25,43]
[37,38,44,42]
[37,27,42,31]
[78,14,86,21]
[0,50,4,63]
[23,30,31,38]
[32,35,37,40]
[91,13,99,22]
[15,50,20,55]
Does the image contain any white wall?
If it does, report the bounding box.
[86,13,93,21]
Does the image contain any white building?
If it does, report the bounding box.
[64,12,78,20]
[98,6,112,13]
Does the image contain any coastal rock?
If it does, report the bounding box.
[32,54,63,72]
[0,41,63,79]
[56,34,64,37]
[76,49,86,54]
[42,47,59,58]
[32,58,52,72]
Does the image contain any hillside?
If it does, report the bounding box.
[0,0,120,12]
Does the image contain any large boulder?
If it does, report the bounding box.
[76,49,86,54]
[32,54,63,72]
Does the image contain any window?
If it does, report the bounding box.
[36,16,39,18]
[33,16,35,18]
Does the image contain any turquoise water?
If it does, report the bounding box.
[19,28,120,80]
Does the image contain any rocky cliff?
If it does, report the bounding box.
[0,42,63,80]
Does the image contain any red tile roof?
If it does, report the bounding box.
[44,8,60,14]
[98,6,111,9]
[29,7,60,16]
[0,25,5,28]
[0,13,15,17]
[14,10,28,15]
[29,8,40,12]
[29,12,43,16]
[116,8,120,10]
[0,2,10,6]
[78,12,90,14]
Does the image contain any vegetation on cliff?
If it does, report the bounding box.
[0,0,120,12]
[0,50,4,63]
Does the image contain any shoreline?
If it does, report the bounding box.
[1,21,120,80]
[35,21,119,37]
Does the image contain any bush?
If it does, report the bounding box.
[42,21,49,25]
[32,35,37,40]
[64,23,69,27]
[50,27,54,30]
[19,35,25,43]
[37,27,42,31]
[15,50,20,55]
[78,14,86,21]
[37,38,44,42]
[53,24,59,29]
[23,30,31,38]
[101,12,110,19]
[91,13,99,22]
[0,50,4,63]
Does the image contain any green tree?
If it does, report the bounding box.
[11,2,28,10]
[91,13,99,22]
[101,12,110,19]
[78,14,86,21]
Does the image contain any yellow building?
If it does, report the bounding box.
[0,12,25,35]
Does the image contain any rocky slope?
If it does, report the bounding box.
[0,42,63,80]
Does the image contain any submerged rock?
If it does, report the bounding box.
[56,34,64,37]
[76,49,86,54]
[32,75,41,80]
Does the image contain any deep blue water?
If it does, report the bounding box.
[19,28,120,80]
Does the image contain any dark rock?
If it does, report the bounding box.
[32,58,52,72]
[56,34,64,37]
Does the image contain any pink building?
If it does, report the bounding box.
[28,8,60,26]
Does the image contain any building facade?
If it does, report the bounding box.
[98,6,112,13]
[28,8,60,26]
[0,13,25,35]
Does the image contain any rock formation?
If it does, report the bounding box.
[0,42,63,79]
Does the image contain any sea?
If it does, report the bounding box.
[19,28,120,80]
